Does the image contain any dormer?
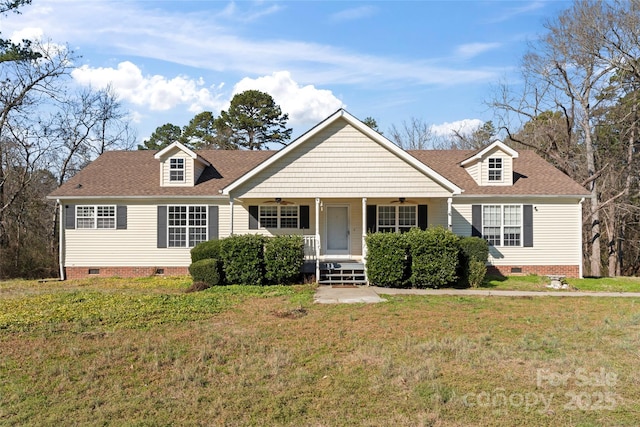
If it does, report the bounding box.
[460,140,519,186]
[154,141,211,187]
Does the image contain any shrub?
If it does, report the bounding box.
[264,235,304,285]
[185,281,211,293]
[457,237,489,288]
[220,234,265,285]
[190,239,223,263]
[188,259,222,287]
[405,227,459,288]
[468,260,487,288]
[365,232,409,287]
[458,236,489,263]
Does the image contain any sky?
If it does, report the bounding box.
[2,0,571,144]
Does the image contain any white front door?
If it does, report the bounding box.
[326,205,349,255]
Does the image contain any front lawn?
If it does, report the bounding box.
[1,277,639,426]
[484,274,640,292]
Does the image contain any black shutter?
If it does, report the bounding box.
[208,205,219,240]
[249,206,259,230]
[300,205,310,229]
[116,206,127,229]
[366,205,377,233]
[157,206,167,248]
[418,205,428,230]
[65,205,76,229]
[523,205,533,247]
[471,205,482,237]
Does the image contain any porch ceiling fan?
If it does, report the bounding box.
[391,197,417,204]
[264,197,294,205]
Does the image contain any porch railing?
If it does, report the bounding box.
[303,235,317,261]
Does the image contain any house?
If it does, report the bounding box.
[48,109,590,282]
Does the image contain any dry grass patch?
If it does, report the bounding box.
[1,279,640,425]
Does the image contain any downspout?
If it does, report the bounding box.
[362,197,368,284]
[315,197,320,283]
[579,197,584,278]
[447,197,453,231]
[57,199,65,280]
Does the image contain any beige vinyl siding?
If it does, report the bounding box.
[452,198,582,266]
[160,151,194,187]
[233,120,452,198]
[64,199,228,267]
[465,162,480,185]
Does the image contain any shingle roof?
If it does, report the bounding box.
[48,149,275,198]
[49,147,589,199]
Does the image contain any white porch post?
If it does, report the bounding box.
[362,197,368,284]
[447,197,453,231]
[315,197,321,283]
[229,198,234,236]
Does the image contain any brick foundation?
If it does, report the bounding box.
[64,266,189,280]
[487,265,580,278]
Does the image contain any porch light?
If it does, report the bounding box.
[275,197,282,204]
[399,197,406,204]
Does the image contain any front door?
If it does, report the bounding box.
[326,205,349,255]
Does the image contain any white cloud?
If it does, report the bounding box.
[330,6,377,23]
[71,61,225,112]
[10,26,43,43]
[430,119,484,138]
[455,42,502,59]
[232,71,344,127]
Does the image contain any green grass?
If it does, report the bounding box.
[1,277,640,426]
[483,274,640,292]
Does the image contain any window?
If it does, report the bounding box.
[76,205,115,229]
[378,205,417,233]
[482,205,521,246]
[168,206,207,247]
[169,158,185,182]
[259,205,299,228]
[488,157,502,181]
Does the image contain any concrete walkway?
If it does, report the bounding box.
[313,285,640,304]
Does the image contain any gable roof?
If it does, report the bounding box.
[410,150,589,197]
[49,149,274,199]
[460,140,518,166]
[222,109,463,196]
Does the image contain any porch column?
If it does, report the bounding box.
[315,197,320,282]
[229,198,234,236]
[447,197,453,231]
[362,197,368,285]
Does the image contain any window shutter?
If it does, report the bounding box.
[366,205,377,233]
[249,206,259,230]
[208,205,219,240]
[471,205,482,237]
[157,206,167,248]
[116,206,127,229]
[523,205,533,247]
[300,205,310,229]
[418,205,428,230]
[65,205,76,229]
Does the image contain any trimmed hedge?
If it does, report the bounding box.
[220,234,266,286]
[405,227,459,288]
[365,232,409,287]
[264,235,304,285]
[458,236,489,263]
[468,259,487,288]
[188,258,222,286]
[190,239,223,263]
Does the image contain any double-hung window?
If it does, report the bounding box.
[378,205,417,233]
[488,157,502,182]
[482,205,521,246]
[168,206,207,247]
[259,205,299,229]
[169,158,185,182]
[76,205,115,229]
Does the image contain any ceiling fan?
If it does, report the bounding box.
[264,197,294,205]
[391,197,417,204]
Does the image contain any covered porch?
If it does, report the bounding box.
[232,196,454,284]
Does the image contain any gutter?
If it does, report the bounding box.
[57,199,65,280]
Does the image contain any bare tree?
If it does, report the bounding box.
[388,117,439,150]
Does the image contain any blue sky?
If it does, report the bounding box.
[3,0,570,143]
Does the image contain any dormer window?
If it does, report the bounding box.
[488,158,502,182]
[169,158,185,182]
